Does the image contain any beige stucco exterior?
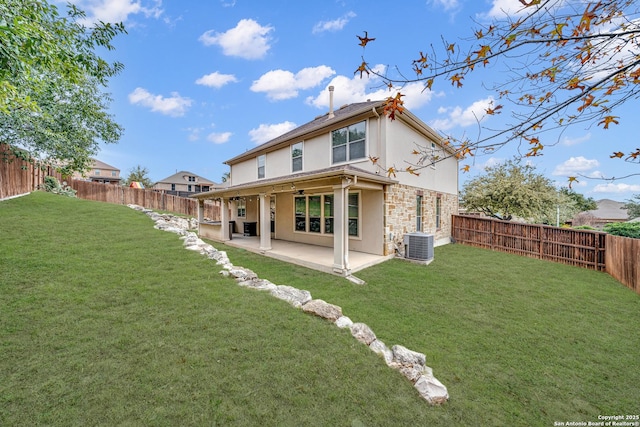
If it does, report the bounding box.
[153,171,216,194]
[72,159,121,184]
[194,99,458,275]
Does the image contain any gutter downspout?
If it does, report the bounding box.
[372,106,383,171]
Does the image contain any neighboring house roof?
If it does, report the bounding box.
[155,171,216,186]
[91,159,119,171]
[586,199,629,220]
[72,158,121,181]
[224,99,451,165]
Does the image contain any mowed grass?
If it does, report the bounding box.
[1,192,639,426]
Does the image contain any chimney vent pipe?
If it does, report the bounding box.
[328,86,335,119]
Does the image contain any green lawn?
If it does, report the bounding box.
[1,192,639,426]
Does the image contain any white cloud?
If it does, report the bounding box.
[199,19,273,60]
[128,87,192,117]
[481,0,528,19]
[312,11,356,34]
[429,0,460,11]
[552,156,600,176]
[251,66,336,101]
[429,97,495,131]
[195,72,239,88]
[561,133,591,146]
[186,127,202,141]
[305,65,435,111]
[72,0,163,24]
[207,132,232,144]
[593,183,640,193]
[249,121,297,145]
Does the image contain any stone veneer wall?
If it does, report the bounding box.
[383,183,458,256]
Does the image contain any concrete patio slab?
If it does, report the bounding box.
[213,233,395,276]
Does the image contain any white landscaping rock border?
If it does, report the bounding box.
[128,205,449,405]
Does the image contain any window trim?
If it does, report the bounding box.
[291,142,303,173]
[436,194,442,230]
[236,198,247,218]
[257,155,266,179]
[293,191,360,238]
[416,194,423,232]
[331,121,367,165]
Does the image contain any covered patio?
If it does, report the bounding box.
[215,233,394,275]
[192,165,397,276]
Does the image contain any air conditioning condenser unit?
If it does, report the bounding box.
[403,232,434,262]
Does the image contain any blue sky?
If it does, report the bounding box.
[65,0,639,201]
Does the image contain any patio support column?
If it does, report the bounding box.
[220,197,230,241]
[259,192,272,251]
[333,178,351,275]
[197,199,205,223]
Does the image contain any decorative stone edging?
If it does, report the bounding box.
[129,205,449,405]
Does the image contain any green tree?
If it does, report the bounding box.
[0,0,125,173]
[535,188,596,226]
[560,188,597,213]
[124,165,153,188]
[603,222,640,238]
[623,194,640,219]
[460,160,558,222]
[356,0,640,182]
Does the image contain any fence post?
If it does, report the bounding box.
[490,220,495,250]
[539,225,544,259]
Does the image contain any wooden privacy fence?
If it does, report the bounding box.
[0,144,61,199]
[70,180,221,220]
[452,215,605,270]
[452,215,639,295]
[605,234,639,294]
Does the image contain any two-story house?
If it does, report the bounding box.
[193,90,458,276]
[72,159,121,184]
[153,171,217,197]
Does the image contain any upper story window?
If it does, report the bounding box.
[291,142,303,173]
[257,155,266,179]
[188,176,196,182]
[94,169,101,176]
[111,171,117,177]
[171,184,175,191]
[331,121,366,164]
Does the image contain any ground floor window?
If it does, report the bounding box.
[416,195,423,232]
[237,198,246,218]
[348,193,359,236]
[294,192,359,236]
[436,195,442,229]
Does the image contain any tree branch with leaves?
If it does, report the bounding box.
[0,0,126,173]
[356,0,640,184]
